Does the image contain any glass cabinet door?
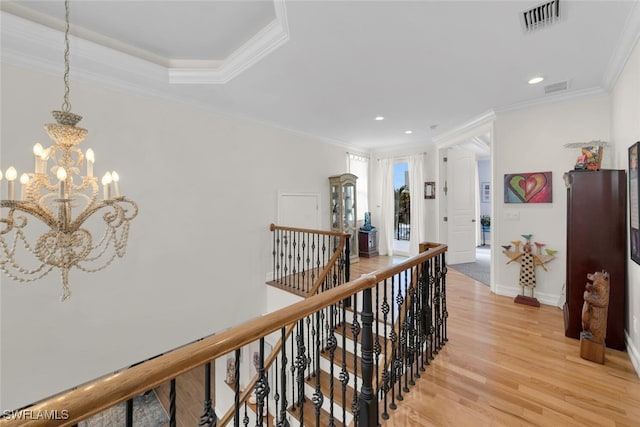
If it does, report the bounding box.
[343,183,355,229]
[331,184,339,229]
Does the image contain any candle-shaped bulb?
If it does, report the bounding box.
[57,167,67,199]
[102,172,112,185]
[20,173,30,200]
[111,171,120,197]
[5,167,17,181]
[33,143,44,174]
[102,172,112,200]
[86,148,95,178]
[6,166,17,200]
[56,167,67,181]
[0,169,3,181]
[33,143,44,156]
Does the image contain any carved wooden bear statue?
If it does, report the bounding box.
[581,270,610,344]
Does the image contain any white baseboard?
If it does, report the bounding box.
[625,331,640,378]
[493,283,563,308]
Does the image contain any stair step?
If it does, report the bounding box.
[305,370,356,417]
[320,346,360,375]
[288,396,345,427]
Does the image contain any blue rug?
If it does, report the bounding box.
[79,390,168,427]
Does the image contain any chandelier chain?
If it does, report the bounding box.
[62,0,71,113]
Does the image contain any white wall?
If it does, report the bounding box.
[610,37,640,374]
[492,94,611,306]
[0,64,349,411]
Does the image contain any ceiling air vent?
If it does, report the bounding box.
[544,80,568,94]
[522,0,560,32]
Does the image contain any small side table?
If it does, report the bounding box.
[481,225,490,246]
[359,229,378,258]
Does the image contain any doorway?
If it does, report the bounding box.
[437,130,492,287]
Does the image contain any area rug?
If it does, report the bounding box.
[79,390,168,427]
[449,246,490,286]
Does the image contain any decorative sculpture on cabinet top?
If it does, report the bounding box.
[580,270,610,364]
[502,234,556,307]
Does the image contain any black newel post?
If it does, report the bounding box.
[359,288,378,426]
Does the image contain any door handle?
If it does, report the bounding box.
[471,219,476,222]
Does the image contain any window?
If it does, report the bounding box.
[347,153,369,221]
[394,162,410,241]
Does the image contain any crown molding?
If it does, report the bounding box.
[168,0,290,84]
[1,0,290,87]
[433,110,496,146]
[494,86,607,115]
[602,0,640,90]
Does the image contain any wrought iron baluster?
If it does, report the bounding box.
[327,304,337,427]
[428,258,435,361]
[312,311,323,426]
[274,357,280,426]
[340,298,349,424]
[295,319,307,422]
[408,266,417,386]
[359,287,377,426]
[442,253,449,343]
[290,324,296,410]
[234,349,241,427]
[373,281,383,423]
[395,272,405,402]
[351,294,360,424]
[242,402,249,427]
[277,327,290,427]
[256,338,270,427]
[169,379,176,427]
[126,398,133,427]
[306,316,312,379]
[388,275,397,411]
[278,230,284,285]
[381,278,390,419]
[401,269,410,394]
[293,231,299,291]
[199,362,218,427]
[434,254,442,352]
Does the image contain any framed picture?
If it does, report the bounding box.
[424,182,435,199]
[629,142,639,265]
[481,182,490,203]
[504,171,553,203]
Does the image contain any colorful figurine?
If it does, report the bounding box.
[502,234,556,306]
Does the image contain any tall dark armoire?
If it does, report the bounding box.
[564,169,627,351]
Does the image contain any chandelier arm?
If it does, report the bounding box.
[68,197,138,233]
[1,202,58,231]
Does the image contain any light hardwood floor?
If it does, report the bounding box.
[158,256,640,426]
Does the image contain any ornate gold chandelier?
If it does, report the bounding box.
[0,0,138,301]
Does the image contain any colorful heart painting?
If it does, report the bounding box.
[504,172,553,203]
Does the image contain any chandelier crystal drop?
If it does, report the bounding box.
[0,0,138,301]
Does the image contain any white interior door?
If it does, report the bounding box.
[277,192,320,229]
[447,148,477,264]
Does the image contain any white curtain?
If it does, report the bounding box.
[408,154,425,255]
[379,158,395,256]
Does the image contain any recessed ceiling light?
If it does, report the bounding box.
[375,116,384,121]
[528,76,544,85]
[404,130,413,134]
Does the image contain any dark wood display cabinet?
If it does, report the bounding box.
[358,229,378,258]
[564,170,627,350]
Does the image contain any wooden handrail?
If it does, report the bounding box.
[270,223,350,238]
[1,275,375,427]
[1,243,447,427]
